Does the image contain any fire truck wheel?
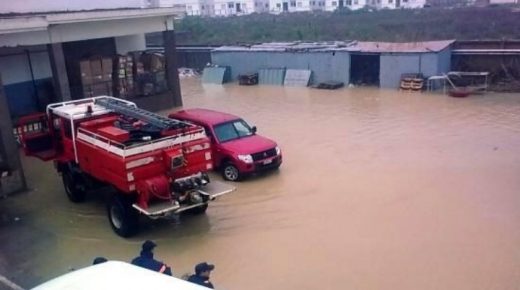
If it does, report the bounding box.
[107,195,139,237]
[187,204,208,215]
[62,170,86,203]
[222,163,241,181]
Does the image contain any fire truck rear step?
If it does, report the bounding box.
[132,201,180,217]
[132,181,235,217]
[197,180,236,199]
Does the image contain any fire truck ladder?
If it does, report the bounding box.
[95,97,185,130]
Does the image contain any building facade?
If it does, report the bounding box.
[268,0,315,12]
[213,0,256,16]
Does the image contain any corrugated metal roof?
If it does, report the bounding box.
[258,68,286,85]
[343,40,455,53]
[212,40,455,53]
[213,41,354,52]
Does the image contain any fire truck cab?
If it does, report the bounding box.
[18,96,234,237]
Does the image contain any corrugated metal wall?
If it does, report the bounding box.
[212,49,452,89]
[258,68,286,85]
[380,52,450,89]
[380,54,422,89]
[437,48,452,74]
[202,67,230,84]
[211,51,350,85]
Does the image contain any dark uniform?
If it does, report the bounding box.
[131,240,172,276]
[188,274,214,289]
[187,262,215,289]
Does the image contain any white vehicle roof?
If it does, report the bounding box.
[32,261,207,290]
[47,96,137,120]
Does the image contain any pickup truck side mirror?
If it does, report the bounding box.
[251,126,257,134]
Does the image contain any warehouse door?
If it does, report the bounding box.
[350,54,380,86]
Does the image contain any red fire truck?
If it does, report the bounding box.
[18,96,234,237]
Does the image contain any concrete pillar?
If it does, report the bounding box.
[163,30,183,107]
[47,43,71,101]
[0,76,27,197]
[115,34,147,54]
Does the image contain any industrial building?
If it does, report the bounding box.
[0,3,183,197]
[210,40,454,88]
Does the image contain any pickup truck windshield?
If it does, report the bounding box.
[214,119,253,142]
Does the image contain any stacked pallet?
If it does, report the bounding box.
[115,55,135,99]
[400,75,424,92]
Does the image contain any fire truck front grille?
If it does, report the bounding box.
[251,148,277,161]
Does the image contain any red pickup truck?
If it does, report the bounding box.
[169,109,282,181]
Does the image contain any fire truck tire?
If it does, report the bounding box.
[62,169,86,203]
[187,204,208,215]
[222,163,241,181]
[107,194,139,237]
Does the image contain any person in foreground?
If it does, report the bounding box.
[131,240,172,276]
[92,257,108,265]
[188,262,215,289]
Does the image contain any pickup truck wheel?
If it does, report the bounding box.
[222,163,241,181]
[62,169,86,203]
[108,195,139,237]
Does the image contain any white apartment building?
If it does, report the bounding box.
[324,0,367,10]
[157,0,267,16]
[379,0,426,9]
[213,0,256,16]
[268,0,315,13]
[157,0,214,15]
[254,0,272,13]
[322,0,424,10]
[154,0,425,16]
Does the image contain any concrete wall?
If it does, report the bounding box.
[0,0,147,13]
[115,34,147,54]
[211,51,350,84]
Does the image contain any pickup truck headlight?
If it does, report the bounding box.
[275,146,281,155]
[237,154,253,164]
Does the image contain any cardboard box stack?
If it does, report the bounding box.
[80,57,113,97]
[135,52,167,96]
[115,55,135,99]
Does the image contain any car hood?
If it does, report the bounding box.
[220,135,277,155]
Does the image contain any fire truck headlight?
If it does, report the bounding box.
[238,154,253,164]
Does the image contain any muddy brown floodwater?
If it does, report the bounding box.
[1,78,520,290]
